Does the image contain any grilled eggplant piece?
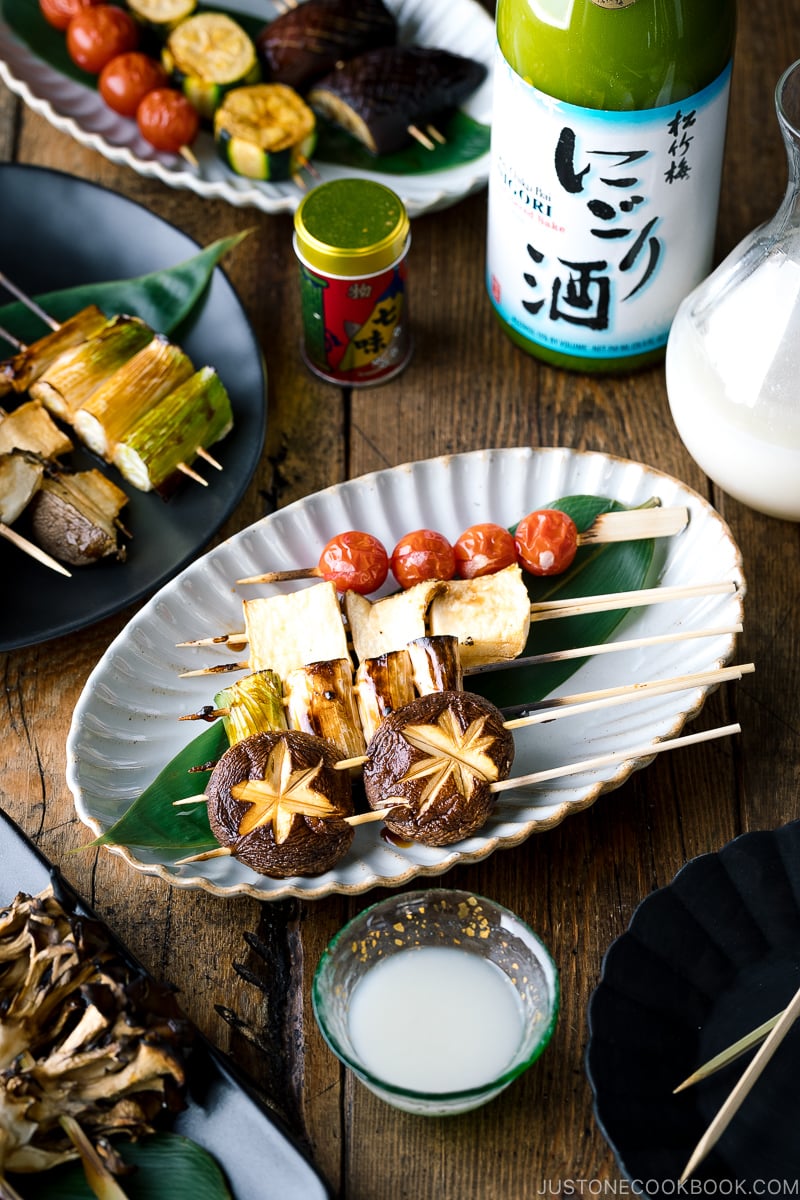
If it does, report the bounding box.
[0,305,107,398]
[206,729,354,877]
[256,0,396,92]
[28,469,129,565]
[308,44,488,155]
[363,690,514,847]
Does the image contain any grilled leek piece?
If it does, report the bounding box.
[244,582,350,680]
[214,669,286,743]
[0,305,107,398]
[284,658,366,759]
[113,365,232,493]
[73,334,194,460]
[30,315,154,422]
[0,399,73,460]
[214,84,317,181]
[28,469,129,565]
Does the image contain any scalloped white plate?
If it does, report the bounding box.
[67,448,746,901]
[0,0,494,217]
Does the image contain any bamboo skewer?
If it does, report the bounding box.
[172,722,742,860]
[679,979,800,1182]
[673,1010,783,1093]
[0,270,59,330]
[177,579,740,674]
[0,277,220,484]
[331,665,752,771]
[235,506,690,588]
[0,521,72,577]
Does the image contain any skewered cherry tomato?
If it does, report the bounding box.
[454,522,517,579]
[66,4,138,74]
[99,52,169,117]
[390,529,456,590]
[514,508,579,576]
[317,531,389,595]
[136,88,199,154]
[39,0,101,33]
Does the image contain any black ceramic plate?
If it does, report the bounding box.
[587,821,800,1193]
[0,805,330,1199]
[0,163,266,653]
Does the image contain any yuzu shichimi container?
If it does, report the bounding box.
[293,179,412,386]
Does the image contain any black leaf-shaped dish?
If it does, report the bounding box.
[587,821,800,1192]
[0,806,330,1200]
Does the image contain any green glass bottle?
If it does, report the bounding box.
[485,0,737,373]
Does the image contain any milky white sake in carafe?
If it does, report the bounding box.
[667,60,800,522]
[486,0,736,372]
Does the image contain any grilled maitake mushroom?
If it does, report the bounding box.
[0,887,190,1187]
[362,690,514,846]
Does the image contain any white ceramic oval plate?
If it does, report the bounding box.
[67,447,746,902]
[0,0,493,217]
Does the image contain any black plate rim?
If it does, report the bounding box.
[585,819,800,1188]
[0,162,267,653]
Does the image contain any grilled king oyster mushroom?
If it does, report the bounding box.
[308,44,488,156]
[363,690,514,847]
[256,0,397,92]
[206,730,355,877]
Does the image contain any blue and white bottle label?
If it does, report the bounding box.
[486,54,732,360]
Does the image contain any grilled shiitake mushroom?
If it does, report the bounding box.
[362,690,514,846]
[206,729,355,877]
[256,0,396,92]
[308,44,488,156]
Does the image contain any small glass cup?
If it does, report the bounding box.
[312,888,559,1116]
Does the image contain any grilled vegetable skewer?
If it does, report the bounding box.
[255,0,397,92]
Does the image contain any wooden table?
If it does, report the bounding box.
[2,3,800,1195]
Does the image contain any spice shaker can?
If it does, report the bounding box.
[293,178,412,386]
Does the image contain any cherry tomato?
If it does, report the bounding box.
[454,522,517,580]
[66,5,138,74]
[317,531,389,595]
[99,52,168,117]
[390,529,456,590]
[39,0,101,33]
[514,509,579,577]
[136,88,199,154]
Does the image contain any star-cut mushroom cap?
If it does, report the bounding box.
[363,690,514,846]
[206,729,355,877]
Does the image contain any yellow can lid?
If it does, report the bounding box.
[294,179,410,277]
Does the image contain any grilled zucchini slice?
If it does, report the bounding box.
[163,12,260,120]
[214,83,316,180]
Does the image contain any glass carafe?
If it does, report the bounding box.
[666,58,800,521]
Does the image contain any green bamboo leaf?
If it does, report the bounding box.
[0,233,249,344]
[9,1132,233,1200]
[314,111,490,174]
[470,496,655,710]
[87,722,226,853]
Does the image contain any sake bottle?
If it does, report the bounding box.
[485,0,737,373]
